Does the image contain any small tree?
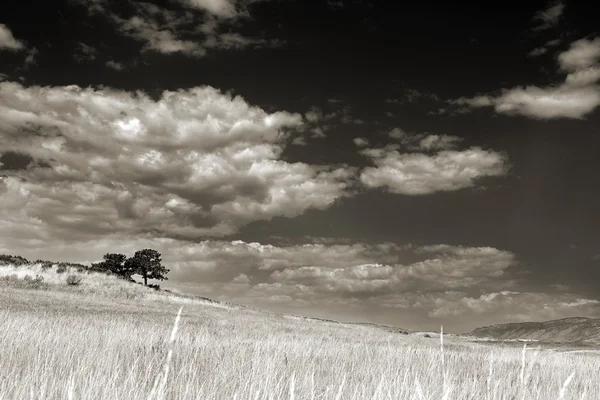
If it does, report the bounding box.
[126,249,169,286]
[94,253,136,280]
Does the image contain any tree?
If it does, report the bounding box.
[125,249,169,286]
[93,253,135,280]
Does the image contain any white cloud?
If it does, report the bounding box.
[418,134,462,150]
[453,37,600,119]
[558,37,600,72]
[388,127,407,139]
[269,245,515,294]
[429,291,600,322]
[120,16,207,57]
[183,0,237,18]
[387,128,462,151]
[0,81,355,239]
[456,85,600,120]
[353,137,369,147]
[528,47,548,57]
[360,145,508,195]
[528,39,562,58]
[0,24,24,51]
[106,60,125,71]
[305,107,323,123]
[565,67,600,86]
[71,0,278,58]
[532,1,566,31]
[23,48,38,68]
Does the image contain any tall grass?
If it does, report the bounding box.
[0,263,598,399]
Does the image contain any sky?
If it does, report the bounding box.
[0,0,599,333]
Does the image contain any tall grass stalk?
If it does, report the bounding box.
[558,372,576,400]
[147,306,183,400]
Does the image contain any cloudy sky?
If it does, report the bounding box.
[1,0,599,332]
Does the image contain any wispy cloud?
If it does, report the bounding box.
[105,60,125,71]
[532,1,566,31]
[528,39,562,57]
[73,0,281,58]
[23,48,38,69]
[385,89,440,105]
[452,37,600,119]
[181,0,238,19]
[74,42,99,62]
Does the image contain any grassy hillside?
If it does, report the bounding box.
[1,262,598,399]
[469,317,600,344]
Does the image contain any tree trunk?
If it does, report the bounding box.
[144,274,147,286]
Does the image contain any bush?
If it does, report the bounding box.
[24,275,44,284]
[56,265,67,274]
[1,274,48,290]
[148,284,161,291]
[66,274,82,286]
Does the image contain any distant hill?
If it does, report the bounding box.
[468,317,600,343]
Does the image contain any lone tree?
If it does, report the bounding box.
[93,253,136,280]
[125,249,169,286]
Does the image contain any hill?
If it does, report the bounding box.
[1,259,600,398]
[468,317,600,343]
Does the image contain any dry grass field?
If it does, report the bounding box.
[1,263,598,399]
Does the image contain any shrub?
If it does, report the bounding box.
[66,274,83,286]
[1,274,48,290]
[56,265,67,274]
[34,259,54,268]
[148,284,161,291]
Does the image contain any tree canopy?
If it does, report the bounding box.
[125,249,169,286]
[91,253,136,280]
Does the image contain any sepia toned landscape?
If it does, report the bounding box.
[1,0,599,398]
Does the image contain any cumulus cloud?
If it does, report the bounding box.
[269,244,516,295]
[359,129,507,195]
[0,81,355,239]
[0,24,24,51]
[532,1,566,31]
[558,37,600,72]
[453,37,600,119]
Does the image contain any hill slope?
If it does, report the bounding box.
[469,317,600,343]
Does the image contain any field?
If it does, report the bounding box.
[1,263,599,399]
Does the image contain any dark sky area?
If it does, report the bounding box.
[0,0,599,332]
